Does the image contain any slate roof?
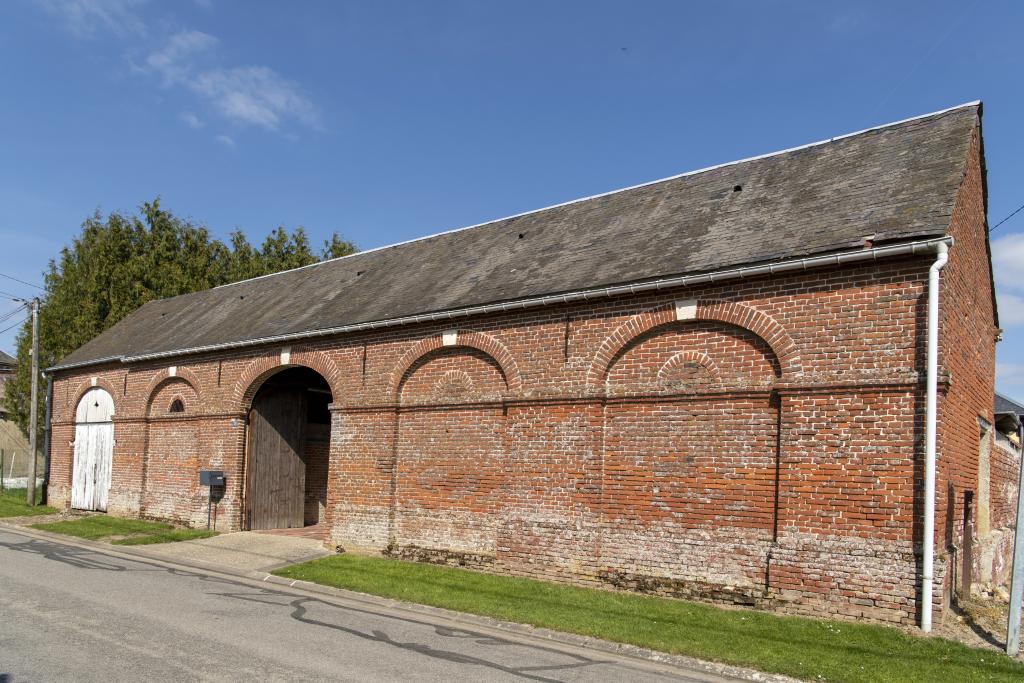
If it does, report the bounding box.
[0,350,15,367]
[995,393,1024,417]
[56,102,981,370]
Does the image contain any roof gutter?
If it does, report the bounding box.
[48,236,954,372]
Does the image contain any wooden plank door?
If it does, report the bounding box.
[245,387,307,530]
[71,424,90,509]
[71,422,113,511]
[92,422,113,511]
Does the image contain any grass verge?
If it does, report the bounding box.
[112,529,216,545]
[273,554,1024,683]
[32,515,215,545]
[0,487,56,518]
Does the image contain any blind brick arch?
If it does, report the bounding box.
[657,350,722,384]
[388,329,522,400]
[586,299,802,390]
[143,367,204,416]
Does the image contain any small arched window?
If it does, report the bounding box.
[169,399,185,413]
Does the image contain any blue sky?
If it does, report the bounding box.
[2,0,1023,393]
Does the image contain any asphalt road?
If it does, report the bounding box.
[0,528,733,682]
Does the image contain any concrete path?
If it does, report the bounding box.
[0,525,788,682]
[133,529,331,572]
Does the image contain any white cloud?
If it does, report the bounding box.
[828,11,863,33]
[997,291,1024,328]
[191,66,320,131]
[142,33,319,132]
[37,3,322,136]
[180,111,204,129]
[36,0,147,37]
[997,362,1024,392]
[145,30,217,85]
[992,233,1024,328]
[215,134,235,147]
[992,233,1024,289]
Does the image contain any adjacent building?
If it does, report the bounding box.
[0,350,33,483]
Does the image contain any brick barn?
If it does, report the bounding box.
[48,101,1011,628]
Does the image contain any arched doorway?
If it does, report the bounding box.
[72,387,115,511]
[243,367,333,530]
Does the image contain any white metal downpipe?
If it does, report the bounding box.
[922,241,949,632]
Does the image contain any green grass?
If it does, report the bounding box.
[274,554,1024,683]
[0,487,56,518]
[32,515,216,545]
[112,528,216,545]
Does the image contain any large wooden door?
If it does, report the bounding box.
[245,387,307,530]
[71,388,114,511]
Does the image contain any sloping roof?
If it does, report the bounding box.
[0,350,15,366]
[57,102,981,370]
[995,393,1024,417]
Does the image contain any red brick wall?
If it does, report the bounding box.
[303,430,329,525]
[394,347,508,556]
[936,119,1000,599]
[47,123,996,625]
[140,379,204,524]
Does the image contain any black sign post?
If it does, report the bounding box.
[198,470,225,530]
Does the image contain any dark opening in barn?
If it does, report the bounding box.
[244,367,332,530]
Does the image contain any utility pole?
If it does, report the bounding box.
[26,297,39,507]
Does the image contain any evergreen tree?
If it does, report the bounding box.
[4,199,357,435]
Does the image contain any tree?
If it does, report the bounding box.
[4,199,357,435]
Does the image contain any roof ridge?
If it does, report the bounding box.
[212,100,981,291]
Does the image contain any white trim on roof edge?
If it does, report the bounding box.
[49,236,954,372]
[211,100,980,292]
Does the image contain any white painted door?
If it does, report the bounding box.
[71,388,114,511]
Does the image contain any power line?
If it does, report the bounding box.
[991,202,1024,233]
[0,272,44,291]
[0,303,28,324]
[0,289,28,301]
[0,314,29,336]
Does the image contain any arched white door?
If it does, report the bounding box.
[72,387,114,511]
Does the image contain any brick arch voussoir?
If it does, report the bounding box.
[388,330,522,400]
[586,299,802,390]
[143,367,204,415]
[68,376,122,423]
[657,350,722,383]
[233,347,343,411]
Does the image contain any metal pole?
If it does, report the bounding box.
[26,298,39,507]
[207,487,212,530]
[1,447,5,491]
[1006,420,1024,656]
